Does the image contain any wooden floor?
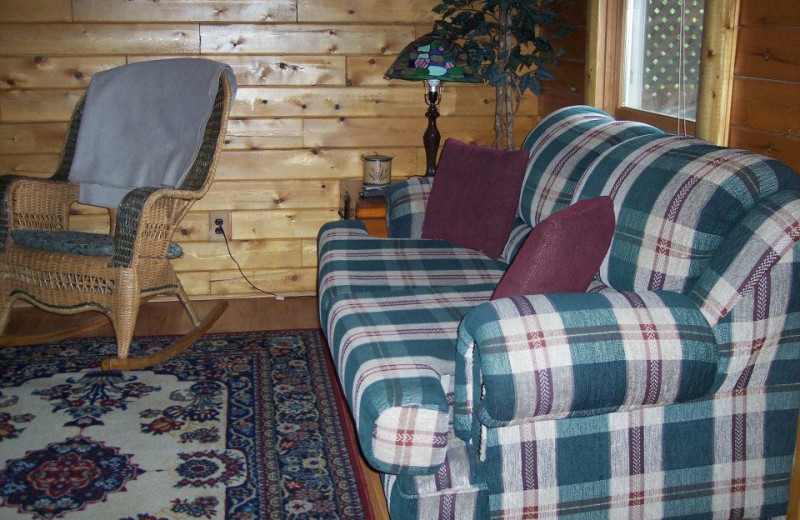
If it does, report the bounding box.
[7,296,390,520]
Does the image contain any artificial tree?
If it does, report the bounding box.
[432,0,571,149]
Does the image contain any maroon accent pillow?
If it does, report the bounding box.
[491,196,616,299]
[421,138,529,259]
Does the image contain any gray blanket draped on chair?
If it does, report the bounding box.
[68,58,237,209]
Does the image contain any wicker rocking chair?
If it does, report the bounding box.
[0,61,234,370]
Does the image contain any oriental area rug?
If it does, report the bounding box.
[0,329,371,520]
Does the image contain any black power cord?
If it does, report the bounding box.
[215,219,285,300]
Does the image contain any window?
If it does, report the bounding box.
[622,0,705,121]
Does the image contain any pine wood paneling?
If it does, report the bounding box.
[200,24,414,55]
[131,55,348,86]
[0,57,125,90]
[0,153,59,177]
[223,119,304,150]
[0,24,200,55]
[0,122,68,153]
[235,209,339,239]
[216,148,418,180]
[729,127,800,169]
[209,267,317,295]
[0,0,72,22]
[73,0,297,23]
[739,2,800,27]
[297,0,437,23]
[0,0,554,305]
[735,28,800,83]
[731,0,800,173]
[730,79,800,137]
[172,239,305,271]
[538,1,587,116]
[0,90,84,122]
[194,180,339,211]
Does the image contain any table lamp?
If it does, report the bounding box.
[384,34,480,176]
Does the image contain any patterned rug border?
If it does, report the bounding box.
[0,328,376,520]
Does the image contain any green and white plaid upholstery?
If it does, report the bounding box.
[318,105,800,519]
[454,291,719,441]
[326,285,496,475]
[574,134,800,296]
[382,435,488,520]
[518,106,663,227]
[387,177,434,239]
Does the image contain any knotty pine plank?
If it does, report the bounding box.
[297,0,437,23]
[131,55,348,87]
[0,153,59,176]
[729,126,800,173]
[0,89,83,122]
[0,23,199,56]
[208,267,317,295]
[0,0,71,22]
[735,27,800,83]
[172,239,305,271]
[0,122,68,153]
[223,119,304,150]
[200,23,414,55]
[0,56,125,90]
[739,0,800,27]
[73,0,296,23]
[234,208,338,240]
[730,78,800,137]
[193,179,339,211]
[216,147,418,180]
[301,238,317,267]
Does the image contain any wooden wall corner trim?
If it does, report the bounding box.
[696,0,741,145]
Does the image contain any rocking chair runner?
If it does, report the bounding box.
[0,60,235,370]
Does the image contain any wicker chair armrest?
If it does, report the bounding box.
[112,186,199,267]
[0,175,78,250]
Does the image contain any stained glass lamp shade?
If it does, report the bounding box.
[385,34,480,176]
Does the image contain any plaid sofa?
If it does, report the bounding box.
[318,105,800,519]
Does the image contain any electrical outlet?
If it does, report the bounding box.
[209,211,231,242]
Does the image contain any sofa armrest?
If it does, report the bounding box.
[386,177,433,238]
[454,290,719,442]
[325,288,463,476]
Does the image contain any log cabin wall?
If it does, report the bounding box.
[538,1,588,115]
[729,1,800,172]
[0,0,542,299]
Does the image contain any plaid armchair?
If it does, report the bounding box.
[319,106,800,519]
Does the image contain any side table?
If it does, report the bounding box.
[338,179,389,238]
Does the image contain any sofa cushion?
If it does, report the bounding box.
[11,229,184,259]
[491,196,615,299]
[421,138,528,259]
[317,220,506,326]
[517,106,662,228]
[574,134,800,294]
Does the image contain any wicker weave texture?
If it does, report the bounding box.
[0,75,232,366]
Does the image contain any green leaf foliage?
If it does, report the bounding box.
[431,0,572,95]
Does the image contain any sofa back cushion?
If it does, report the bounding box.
[421,138,528,259]
[518,105,663,228]
[574,134,800,295]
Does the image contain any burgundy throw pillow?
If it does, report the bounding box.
[421,138,529,259]
[491,196,615,300]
